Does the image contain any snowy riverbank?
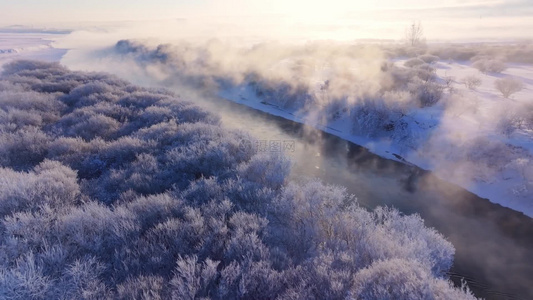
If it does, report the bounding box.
[216,57,533,217]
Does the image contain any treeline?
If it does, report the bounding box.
[0,61,476,299]
[386,42,533,64]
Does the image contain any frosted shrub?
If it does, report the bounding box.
[497,104,533,136]
[350,96,418,148]
[415,63,436,82]
[0,160,80,216]
[386,65,415,90]
[122,193,183,232]
[381,90,415,113]
[382,63,442,107]
[410,80,444,107]
[101,136,155,168]
[54,257,109,299]
[56,202,139,258]
[4,108,44,129]
[46,137,108,179]
[92,153,162,200]
[170,255,219,300]
[32,160,80,203]
[0,127,51,169]
[324,98,350,121]
[464,137,528,181]
[0,253,53,300]
[429,45,478,62]
[172,102,220,125]
[140,105,173,125]
[472,58,507,74]
[252,80,310,110]
[351,258,475,300]
[0,60,67,76]
[423,43,533,64]
[237,152,291,190]
[370,207,454,276]
[404,57,425,68]
[178,177,225,205]
[494,77,524,98]
[390,45,426,58]
[351,100,392,137]
[418,54,440,64]
[60,112,121,140]
[443,75,455,89]
[117,275,167,300]
[463,75,482,90]
[61,82,122,108]
[352,259,434,299]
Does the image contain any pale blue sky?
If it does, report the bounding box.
[1,0,531,40]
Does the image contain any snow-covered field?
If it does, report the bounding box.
[0,33,67,66]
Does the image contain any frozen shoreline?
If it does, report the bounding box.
[218,79,533,217]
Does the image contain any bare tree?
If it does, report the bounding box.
[494,77,524,98]
[444,75,455,89]
[463,75,482,90]
[405,21,424,46]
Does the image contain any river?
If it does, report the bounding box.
[55,53,532,298]
[183,90,533,300]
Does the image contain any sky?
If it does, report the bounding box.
[1,0,532,40]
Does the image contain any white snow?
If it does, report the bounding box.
[0,33,68,66]
[218,59,533,217]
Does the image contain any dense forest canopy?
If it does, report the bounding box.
[0,61,476,299]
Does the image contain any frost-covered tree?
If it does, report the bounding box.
[463,75,482,91]
[0,60,478,299]
[405,21,425,47]
[472,58,507,74]
[494,77,524,98]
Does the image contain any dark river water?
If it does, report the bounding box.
[184,91,533,300]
